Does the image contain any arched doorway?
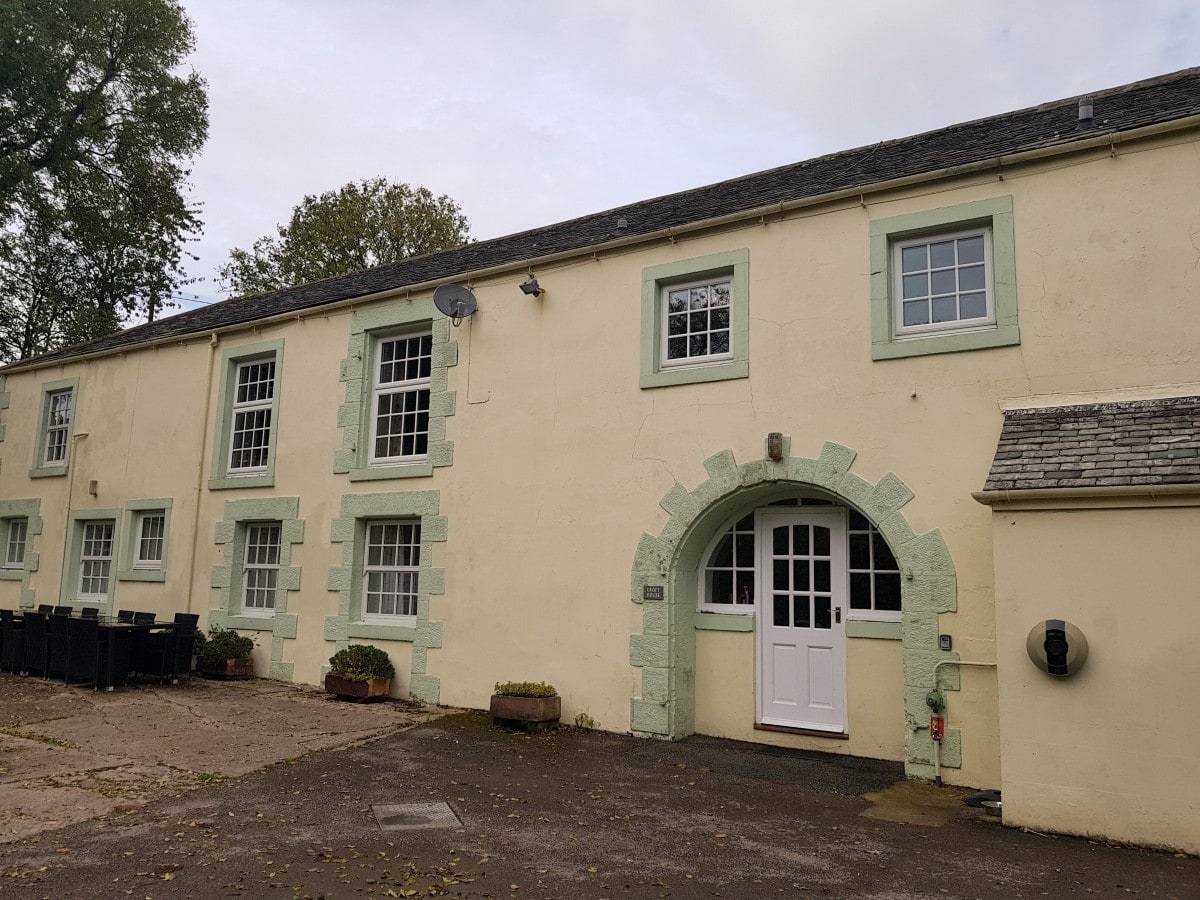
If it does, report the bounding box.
[628,441,959,776]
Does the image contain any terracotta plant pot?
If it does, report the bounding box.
[325,673,391,701]
[197,658,253,679]
[489,694,561,731]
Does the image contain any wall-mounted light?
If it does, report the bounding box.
[767,432,784,461]
[88,479,99,497]
[519,276,543,298]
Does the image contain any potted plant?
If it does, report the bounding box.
[194,626,255,678]
[325,644,395,701]
[490,681,560,731]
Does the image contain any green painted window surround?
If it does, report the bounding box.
[29,377,80,479]
[208,339,284,490]
[694,611,901,639]
[869,196,1019,360]
[640,249,750,389]
[210,497,303,640]
[0,500,41,588]
[116,498,173,583]
[60,508,121,606]
[334,298,457,482]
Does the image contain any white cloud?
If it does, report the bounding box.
[177,0,1199,306]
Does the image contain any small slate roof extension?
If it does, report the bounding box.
[6,67,1200,373]
[982,396,1200,493]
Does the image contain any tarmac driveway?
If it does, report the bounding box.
[0,677,1195,899]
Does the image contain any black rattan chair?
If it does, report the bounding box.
[133,611,155,625]
[21,612,49,677]
[37,604,53,614]
[116,609,135,624]
[0,610,23,673]
[52,605,72,616]
[80,607,99,619]
[47,613,70,681]
[66,616,102,688]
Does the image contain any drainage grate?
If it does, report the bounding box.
[372,801,462,831]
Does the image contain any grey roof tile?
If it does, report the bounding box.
[5,67,1200,372]
[983,396,1200,492]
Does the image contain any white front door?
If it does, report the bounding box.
[755,509,848,732]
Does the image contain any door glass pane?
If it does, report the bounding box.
[873,532,898,568]
[814,597,832,630]
[773,559,789,591]
[735,572,754,605]
[814,560,831,592]
[710,569,733,605]
[773,594,789,627]
[793,560,809,591]
[735,533,754,565]
[773,525,788,556]
[813,526,830,556]
[794,596,810,628]
[711,535,733,567]
[792,525,808,555]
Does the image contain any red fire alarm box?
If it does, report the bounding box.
[930,715,945,741]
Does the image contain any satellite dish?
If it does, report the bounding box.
[433,284,477,326]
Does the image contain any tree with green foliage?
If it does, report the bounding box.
[0,0,208,364]
[218,178,470,296]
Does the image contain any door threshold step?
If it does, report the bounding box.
[755,722,849,739]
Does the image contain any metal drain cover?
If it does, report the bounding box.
[372,802,461,831]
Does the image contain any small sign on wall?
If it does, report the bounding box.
[642,585,664,601]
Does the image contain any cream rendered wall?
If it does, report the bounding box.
[990,504,1200,854]
[0,131,1195,801]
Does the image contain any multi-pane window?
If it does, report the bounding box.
[701,513,755,612]
[847,510,902,618]
[371,333,432,463]
[662,277,732,365]
[242,522,281,612]
[133,511,166,569]
[78,520,115,599]
[700,507,901,618]
[43,389,73,465]
[4,519,28,569]
[894,229,992,332]
[363,521,420,619]
[229,359,275,472]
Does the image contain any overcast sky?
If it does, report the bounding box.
[177,0,1199,308]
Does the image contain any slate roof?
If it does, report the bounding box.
[6,67,1200,373]
[982,396,1200,492]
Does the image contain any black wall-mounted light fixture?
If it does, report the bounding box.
[519,276,543,298]
[767,432,784,461]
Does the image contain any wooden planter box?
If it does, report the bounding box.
[325,673,391,701]
[489,694,561,731]
[197,657,253,679]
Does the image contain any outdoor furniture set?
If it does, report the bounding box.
[0,607,198,690]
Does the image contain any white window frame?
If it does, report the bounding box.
[362,519,421,623]
[78,520,115,600]
[3,518,28,569]
[228,358,275,474]
[43,388,73,466]
[697,513,756,616]
[241,522,281,615]
[660,275,735,369]
[132,510,166,570]
[892,226,995,338]
[846,511,902,623]
[697,506,901,622]
[369,332,432,466]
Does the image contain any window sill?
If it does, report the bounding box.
[209,473,275,491]
[347,621,416,642]
[845,620,902,640]
[641,358,749,390]
[348,462,434,482]
[225,614,276,632]
[29,465,68,479]
[117,568,166,583]
[0,568,24,581]
[695,612,754,632]
[872,322,1020,360]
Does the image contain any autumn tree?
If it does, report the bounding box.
[0,0,208,363]
[218,178,470,296]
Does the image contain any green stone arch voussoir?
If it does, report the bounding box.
[628,441,960,776]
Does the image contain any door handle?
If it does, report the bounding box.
[835,607,842,624]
